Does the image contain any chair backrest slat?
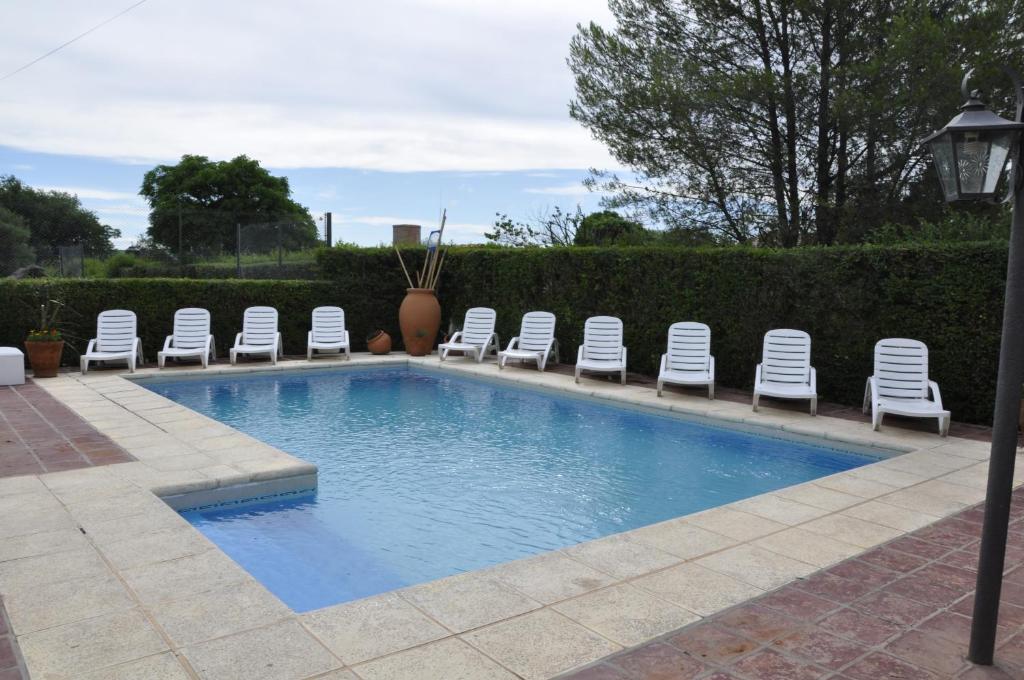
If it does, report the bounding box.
[874,338,929,399]
[583,316,623,361]
[242,306,278,346]
[517,311,556,351]
[761,329,811,384]
[311,306,345,343]
[460,307,497,345]
[666,322,710,372]
[172,308,210,349]
[96,310,137,352]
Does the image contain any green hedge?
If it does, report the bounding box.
[323,242,1006,424]
[0,242,1008,424]
[0,279,399,361]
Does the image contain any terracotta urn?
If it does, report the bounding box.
[398,288,441,356]
[24,340,64,378]
[366,330,392,355]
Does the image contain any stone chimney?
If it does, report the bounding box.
[392,224,421,246]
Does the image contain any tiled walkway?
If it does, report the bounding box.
[562,490,1024,679]
[0,380,134,477]
[0,597,26,680]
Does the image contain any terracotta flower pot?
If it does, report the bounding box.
[398,288,441,356]
[366,330,392,355]
[24,340,64,378]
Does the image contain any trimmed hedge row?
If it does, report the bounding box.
[0,279,399,362]
[0,242,1007,424]
[323,242,1006,424]
[114,261,319,279]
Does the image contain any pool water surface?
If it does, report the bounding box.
[145,366,881,612]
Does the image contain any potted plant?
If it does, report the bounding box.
[24,300,64,378]
[366,329,392,355]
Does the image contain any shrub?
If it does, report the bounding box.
[104,253,138,278]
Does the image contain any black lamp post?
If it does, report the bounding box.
[923,69,1024,666]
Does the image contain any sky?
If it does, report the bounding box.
[0,0,620,248]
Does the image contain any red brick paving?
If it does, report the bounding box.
[561,489,1024,679]
[0,379,134,477]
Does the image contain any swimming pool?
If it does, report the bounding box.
[145,366,882,612]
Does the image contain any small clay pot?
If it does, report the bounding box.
[398,288,441,356]
[24,340,64,378]
[366,330,392,355]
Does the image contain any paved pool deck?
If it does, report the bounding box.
[0,353,1021,679]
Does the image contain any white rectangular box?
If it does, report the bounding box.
[0,348,26,386]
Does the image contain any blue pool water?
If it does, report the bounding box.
[145,367,880,612]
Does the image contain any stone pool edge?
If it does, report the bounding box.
[1,353,1015,680]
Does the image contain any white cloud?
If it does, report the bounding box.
[524,182,596,197]
[37,185,139,201]
[0,0,619,172]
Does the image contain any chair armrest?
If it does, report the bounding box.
[659,353,667,375]
[928,380,944,408]
[709,355,715,379]
[162,335,173,351]
[809,367,817,392]
[621,347,628,366]
[504,336,519,352]
[577,345,584,363]
[307,331,313,345]
[448,331,462,344]
[85,339,96,354]
[755,363,762,385]
[233,333,243,348]
[344,330,350,346]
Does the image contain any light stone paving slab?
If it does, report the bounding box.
[8,353,1016,679]
[353,637,518,680]
[300,592,449,665]
[17,608,168,680]
[3,572,135,634]
[550,583,701,646]
[182,619,341,680]
[461,609,622,680]
[397,571,542,633]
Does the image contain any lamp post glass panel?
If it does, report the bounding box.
[923,71,1024,666]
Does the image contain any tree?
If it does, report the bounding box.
[485,206,586,246]
[0,176,120,256]
[568,0,1019,247]
[573,210,651,245]
[140,155,318,255]
[0,206,35,275]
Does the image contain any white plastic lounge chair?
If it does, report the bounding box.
[80,310,144,375]
[498,311,559,371]
[752,329,817,415]
[158,308,215,369]
[863,338,950,436]
[307,306,350,360]
[575,316,627,384]
[230,306,282,365]
[657,322,715,399]
[438,307,499,362]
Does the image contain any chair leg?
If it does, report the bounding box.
[657,380,663,397]
[574,366,581,384]
[810,396,817,417]
[873,409,882,431]
[80,357,88,375]
[752,392,759,412]
[708,382,714,400]
[230,350,237,365]
[620,369,626,385]
[158,354,165,369]
[862,380,871,414]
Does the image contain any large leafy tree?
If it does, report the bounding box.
[0,176,120,256]
[0,206,35,275]
[140,155,318,255]
[569,0,1020,246]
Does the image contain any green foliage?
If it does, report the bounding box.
[865,209,1012,245]
[568,0,1018,246]
[104,253,138,278]
[140,155,319,255]
[1,242,1008,425]
[0,176,120,257]
[322,242,1007,424]
[0,205,35,275]
[574,211,649,246]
